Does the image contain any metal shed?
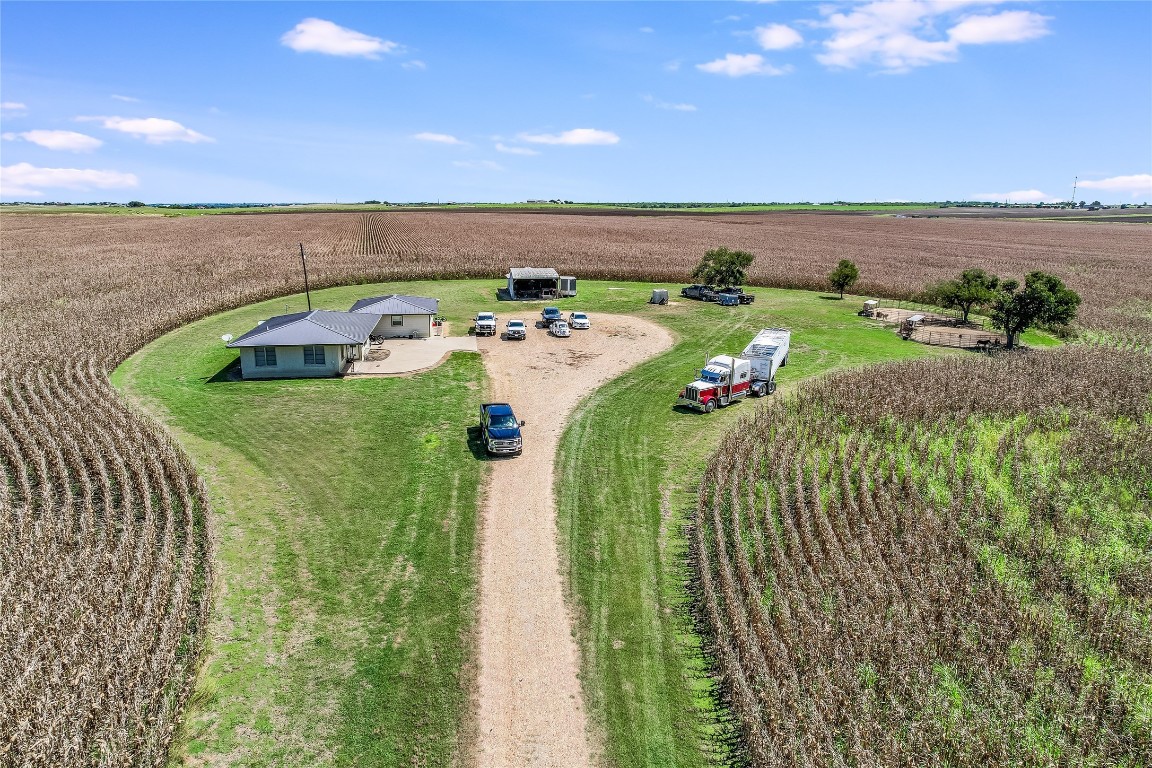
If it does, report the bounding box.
[507,267,560,300]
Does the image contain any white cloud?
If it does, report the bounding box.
[642,94,697,111]
[4,130,103,152]
[1,102,28,112]
[495,142,539,156]
[453,160,504,171]
[664,60,682,72]
[414,132,465,145]
[281,18,399,59]
[697,53,790,77]
[815,3,1052,73]
[971,189,1061,203]
[81,116,213,144]
[755,23,804,50]
[1,162,138,197]
[1078,174,1152,198]
[401,60,427,70]
[949,10,1050,45]
[640,26,655,33]
[519,128,620,146]
[111,94,140,103]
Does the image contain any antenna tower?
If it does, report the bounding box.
[1071,176,1078,206]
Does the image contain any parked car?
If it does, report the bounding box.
[505,319,527,340]
[549,321,571,338]
[537,306,564,328]
[568,311,590,330]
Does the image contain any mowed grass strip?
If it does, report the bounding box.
[113,284,486,767]
[555,284,976,767]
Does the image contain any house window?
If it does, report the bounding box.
[254,347,277,367]
[303,345,326,365]
[391,315,404,327]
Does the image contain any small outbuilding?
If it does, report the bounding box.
[349,294,439,338]
[226,310,376,379]
[507,267,561,300]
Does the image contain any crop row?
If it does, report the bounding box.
[1,210,1147,764]
[694,345,1152,765]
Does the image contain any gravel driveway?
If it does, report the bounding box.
[471,313,674,767]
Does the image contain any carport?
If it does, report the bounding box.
[507,267,560,300]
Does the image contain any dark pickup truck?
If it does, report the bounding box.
[681,284,755,304]
[681,284,718,302]
[536,306,564,328]
[718,286,755,304]
[480,402,524,455]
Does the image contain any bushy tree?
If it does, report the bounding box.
[827,259,859,299]
[126,200,145,207]
[988,271,1081,349]
[926,268,1000,323]
[692,247,755,287]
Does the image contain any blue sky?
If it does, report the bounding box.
[2,1,1149,203]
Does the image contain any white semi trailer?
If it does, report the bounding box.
[741,328,791,395]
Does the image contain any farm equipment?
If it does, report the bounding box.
[718,293,740,306]
[474,311,497,336]
[480,402,524,455]
[899,314,925,340]
[858,299,879,317]
[677,328,791,413]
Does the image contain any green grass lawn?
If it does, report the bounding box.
[113,284,492,767]
[113,278,1055,767]
[551,285,970,767]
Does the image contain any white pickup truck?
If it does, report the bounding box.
[474,311,497,336]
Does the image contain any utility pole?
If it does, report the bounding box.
[1071,176,1078,207]
[300,242,312,311]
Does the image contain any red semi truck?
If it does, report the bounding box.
[677,328,791,413]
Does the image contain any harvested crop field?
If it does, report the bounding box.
[0,209,1149,766]
[2,211,1149,365]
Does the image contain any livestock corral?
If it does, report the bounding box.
[1,209,1150,767]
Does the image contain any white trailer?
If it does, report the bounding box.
[740,328,791,395]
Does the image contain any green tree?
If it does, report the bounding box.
[126,200,145,207]
[988,271,1081,349]
[827,259,859,299]
[926,268,1000,323]
[692,247,755,287]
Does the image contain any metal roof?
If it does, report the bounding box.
[508,267,559,280]
[227,310,377,348]
[348,294,438,315]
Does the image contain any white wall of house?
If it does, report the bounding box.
[238,344,348,379]
[369,314,433,338]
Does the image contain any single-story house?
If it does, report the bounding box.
[226,310,377,379]
[349,294,439,338]
[506,268,577,300]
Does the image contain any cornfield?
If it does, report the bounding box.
[694,345,1152,766]
[0,209,1147,765]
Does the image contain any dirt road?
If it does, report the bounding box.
[471,314,674,767]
